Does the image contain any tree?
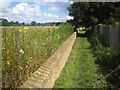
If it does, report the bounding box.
[22,22,25,25]
[56,22,61,26]
[68,2,120,30]
[9,21,14,26]
[15,21,19,26]
[1,19,9,26]
[37,23,41,26]
[31,21,37,26]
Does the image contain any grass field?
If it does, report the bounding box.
[2,23,73,88]
[54,31,107,88]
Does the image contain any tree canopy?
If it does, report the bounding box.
[1,19,9,26]
[31,21,37,26]
[68,2,120,28]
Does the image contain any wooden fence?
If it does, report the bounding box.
[0,27,2,89]
[99,25,120,48]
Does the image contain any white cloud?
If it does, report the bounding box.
[1,17,8,20]
[42,0,69,2]
[66,16,73,20]
[43,13,59,18]
[0,0,12,10]
[43,0,57,2]
[12,3,41,16]
[0,13,4,16]
[8,0,69,2]
[0,2,72,23]
[42,0,68,2]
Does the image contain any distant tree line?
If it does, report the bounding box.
[0,18,62,26]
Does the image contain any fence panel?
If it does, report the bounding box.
[99,25,120,48]
[99,26,110,47]
[109,26,119,48]
[118,26,120,45]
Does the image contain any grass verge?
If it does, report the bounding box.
[54,32,107,88]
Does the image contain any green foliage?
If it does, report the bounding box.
[31,21,37,26]
[0,18,63,26]
[87,26,120,88]
[2,23,73,88]
[1,19,9,26]
[57,23,73,43]
[22,22,25,25]
[93,45,120,87]
[68,2,120,28]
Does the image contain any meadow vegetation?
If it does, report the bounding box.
[2,23,73,88]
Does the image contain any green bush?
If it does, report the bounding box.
[86,25,120,87]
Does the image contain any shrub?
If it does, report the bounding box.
[86,25,120,87]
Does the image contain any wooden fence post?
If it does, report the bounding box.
[15,30,21,85]
[0,25,2,89]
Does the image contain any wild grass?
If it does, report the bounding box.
[2,23,73,88]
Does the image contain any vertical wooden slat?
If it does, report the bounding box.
[0,25,2,89]
[15,31,21,85]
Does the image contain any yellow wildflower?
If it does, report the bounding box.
[23,27,29,30]
[50,29,53,32]
[6,61,10,65]
[7,50,9,54]
[27,76,30,79]
[2,48,6,50]
[19,27,29,32]
[19,30,22,32]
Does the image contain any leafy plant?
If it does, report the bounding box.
[86,25,120,88]
[2,23,73,88]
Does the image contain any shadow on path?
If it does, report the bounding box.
[77,32,87,37]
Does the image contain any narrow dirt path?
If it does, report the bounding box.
[54,33,107,88]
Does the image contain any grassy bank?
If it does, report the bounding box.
[54,31,107,88]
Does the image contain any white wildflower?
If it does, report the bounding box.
[30,57,33,60]
[57,34,60,39]
[20,49,24,54]
[43,43,45,45]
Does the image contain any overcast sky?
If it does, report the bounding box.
[0,0,73,23]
